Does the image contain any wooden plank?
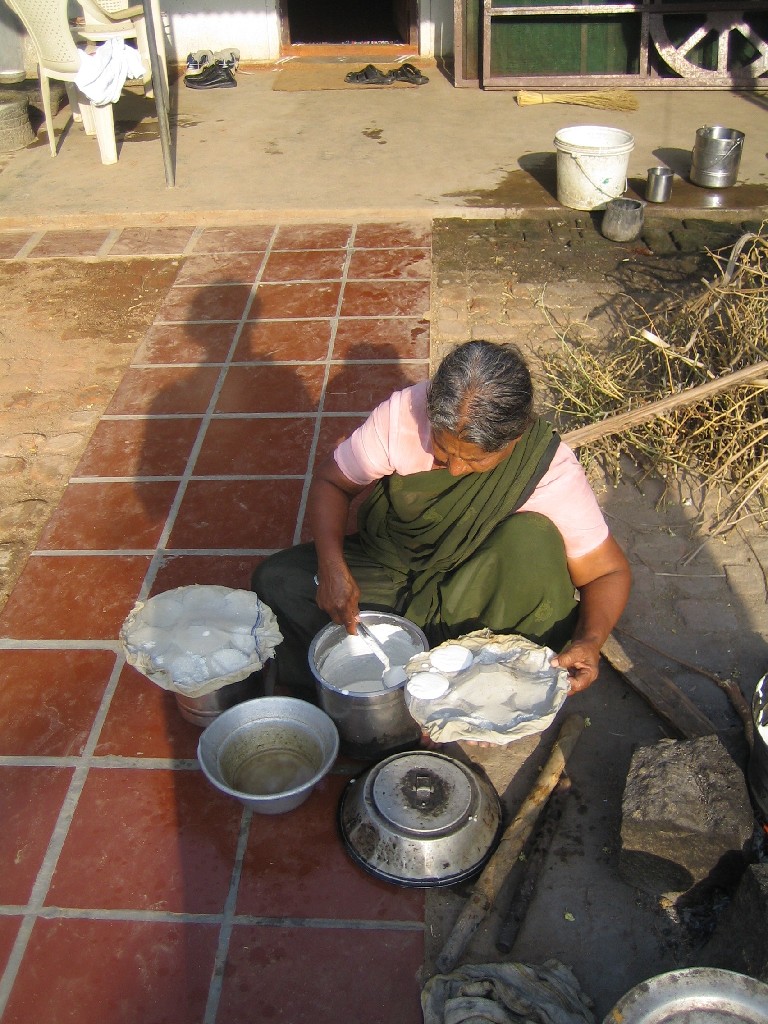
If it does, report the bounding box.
[601,634,716,739]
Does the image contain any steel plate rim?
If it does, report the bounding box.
[603,967,768,1024]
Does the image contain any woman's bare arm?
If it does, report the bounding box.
[308,454,368,632]
[551,534,632,693]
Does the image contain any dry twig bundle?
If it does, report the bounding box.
[516,89,638,111]
[538,229,768,535]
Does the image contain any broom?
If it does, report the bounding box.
[517,88,638,111]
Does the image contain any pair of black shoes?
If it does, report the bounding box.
[184,49,239,90]
[344,62,429,86]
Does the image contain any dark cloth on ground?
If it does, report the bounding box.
[421,960,596,1024]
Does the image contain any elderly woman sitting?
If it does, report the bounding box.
[253,340,631,695]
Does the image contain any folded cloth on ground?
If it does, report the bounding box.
[75,38,145,105]
[421,960,596,1024]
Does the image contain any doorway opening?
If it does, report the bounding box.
[280,0,418,50]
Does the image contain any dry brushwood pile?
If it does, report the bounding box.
[539,229,768,536]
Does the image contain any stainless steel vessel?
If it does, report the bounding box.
[645,166,673,203]
[603,967,768,1024]
[197,696,339,814]
[690,126,744,188]
[339,750,503,887]
[309,611,428,760]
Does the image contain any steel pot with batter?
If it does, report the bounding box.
[308,611,428,760]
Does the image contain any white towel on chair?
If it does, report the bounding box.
[75,38,146,106]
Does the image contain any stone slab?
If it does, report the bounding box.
[619,734,755,904]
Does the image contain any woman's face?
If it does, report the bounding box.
[431,429,518,476]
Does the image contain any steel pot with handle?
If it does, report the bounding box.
[309,611,428,760]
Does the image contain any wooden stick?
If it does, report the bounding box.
[434,714,585,974]
[601,633,716,739]
[496,777,571,954]
[615,628,754,749]
[562,361,768,448]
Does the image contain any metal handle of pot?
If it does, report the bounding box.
[414,775,433,803]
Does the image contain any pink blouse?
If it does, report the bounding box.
[334,381,609,560]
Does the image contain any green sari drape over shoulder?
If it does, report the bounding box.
[356,417,576,643]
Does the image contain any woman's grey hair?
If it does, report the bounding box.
[426,340,534,451]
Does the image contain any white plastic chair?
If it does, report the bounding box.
[75,0,168,98]
[6,0,120,164]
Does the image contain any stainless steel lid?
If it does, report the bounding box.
[371,754,475,835]
[339,750,502,887]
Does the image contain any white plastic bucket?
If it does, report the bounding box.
[554,125,635,211]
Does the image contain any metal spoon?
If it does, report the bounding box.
[357,621,407,689]
[356,620,391,672]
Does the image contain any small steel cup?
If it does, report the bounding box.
[646,167,673,203]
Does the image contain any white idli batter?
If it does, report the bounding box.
[320,624,422,693]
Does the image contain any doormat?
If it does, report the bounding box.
[272,60,432,92]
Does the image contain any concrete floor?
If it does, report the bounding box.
[0,64,766,227]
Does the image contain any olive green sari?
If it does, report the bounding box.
[356,417,579,647]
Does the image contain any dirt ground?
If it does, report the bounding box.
[0,257,180,611]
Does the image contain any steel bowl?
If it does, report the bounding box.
[197,696,339,814]
[339,750,502,887]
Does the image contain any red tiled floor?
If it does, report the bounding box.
[324,362,428,412]
[261,248,347,282]
[0,650,115,756]
[27,230,112,257]
[273,224,353,249]
[238,774,424,920]
[149,554,261,594]
[0,766,73,905]
[354,223,431,248]
[37,481,178,550]
[332,317,430,360]
[109,226,195,255]
[219,925,424,1024]
[252,281,341,319]
[234,319,333,361]
[172,251,267,286]
[216,363,326,414]
[0,917,21,976]
[74,418,201,478]
[193,225,275,253]
[315,415,368,462]
[168,478,304,550]
[106,366,221,415]
[194,417,315,476]
[133,322,237,363]
[340,279,431,317]
[46,768,242,913]
[3,918,219,1024]
[156,283,254,322]
[347,247,431,280]
[0,555,151,640]
[0,222,432,1024]
[95,663,202,760]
